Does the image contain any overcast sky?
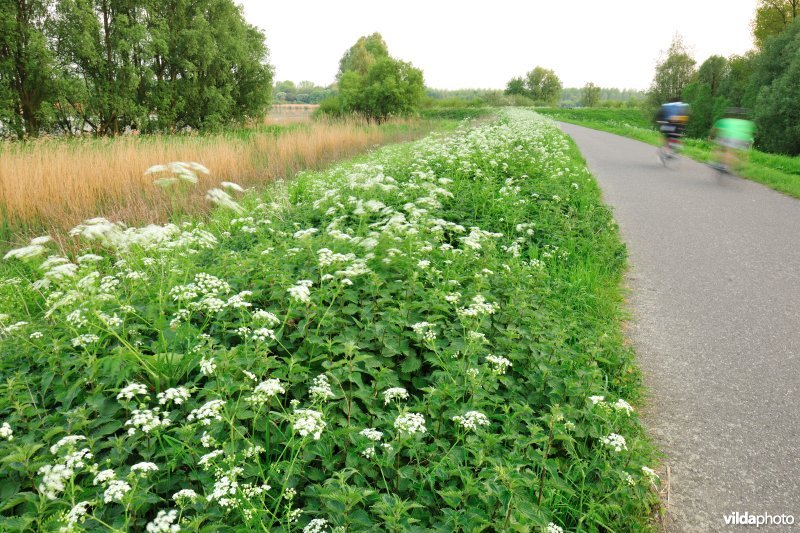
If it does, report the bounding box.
[238,0,757,91]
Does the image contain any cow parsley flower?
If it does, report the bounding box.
[383,387,409,405]
[309,374,335,402]
[304,518,329,533]
[589,395,605,405]
[613,399,634,415]
[117,382,149,401]
[394,413,426,435]
[125,408,170,435]
[50,435,87,455]
[93,469,116,485]
[359,428,383,441]
[38,464,73,499]
[249,379,285,404]
[601,433,628,453]
[452,411,490,431]
[103,479,131,503]
[206,188,244,214]
[220,181,245,193]
[485,355,512,375]
[172,488,199,505]
[130,462,159,476]
[642,466,660,484]
[410,322,436,342]
[547,523,564,533]
[61,501,91,532]
[146,509,180,532]
[199,357,216,376]
[288,280,313,304]
[187,400,225,425]
[293,409,326,440]
[0,422,12,441]
[157,387,191,405]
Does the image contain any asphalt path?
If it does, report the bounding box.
[558,123,800,532]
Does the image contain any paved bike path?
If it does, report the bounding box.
[559,123,800,531]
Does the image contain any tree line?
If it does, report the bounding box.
[0,0,274,139]
[647,0,800,155]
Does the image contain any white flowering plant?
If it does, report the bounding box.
[0,110,658,531]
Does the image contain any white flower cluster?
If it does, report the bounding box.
[130,462,159,476]
[145,509,180,532]
[288,280,314,304]
[547,523,564,533]
[249,379,285,404]
[206,188,244,214]
[410,321,436,342]
[383,387,409,404]
[61,501,91,532]
[601,433,628,453]
[71,334,100,348]
[0,422,12,440]
[293,409,326,440]
[452,411,490,431]
[199,356,216,376]
[642,466,660,484]
[457,294,499,318]
[394,413,426,435]
[125,407,170,435]
[252,309,280,326]
[485,355,513,375]
[309,374,335,402]
[613,399,634,415]
[157,387,191,405]
[359,428,383,441]
[172,488,199,505]
[103,479,132,503]
[187,399,225,425]
[304,518,329,533]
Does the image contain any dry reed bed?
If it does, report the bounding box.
[0,119,428,241]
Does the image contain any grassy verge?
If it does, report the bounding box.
[0,117,443,244]
[537,107,800,199]
[0,109,659,531]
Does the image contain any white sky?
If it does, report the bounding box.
[238,0,758,91]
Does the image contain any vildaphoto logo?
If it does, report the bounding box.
[723,512,795,527]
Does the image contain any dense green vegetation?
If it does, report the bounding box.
[538,107,800,199]
[319,34,424,121]
[504,67,563,106]
[0,0,273,138]
[0,110,659,531]
[273,82,334,105]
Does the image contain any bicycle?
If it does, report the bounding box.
[658,133,683,168]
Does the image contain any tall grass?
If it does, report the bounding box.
[0,117,433,242]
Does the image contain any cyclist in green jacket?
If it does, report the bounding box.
[710,108,755,174]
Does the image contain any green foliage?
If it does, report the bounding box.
[0,110,659,531]
[322,34,424,121]
[274,81,334,104]
[748,18,800,154]
[580,82,601,108]
[504,77,526,96]
[647,34,696,107]
[525,67,563,105]
[752,0,799,48]
[1,0,273,137]
[0,0,57,139]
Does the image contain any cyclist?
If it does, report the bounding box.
[709,108,754,174]
[655,99,689,163]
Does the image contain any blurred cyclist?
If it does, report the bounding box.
[655,99,690,163]
[709,108,755,174]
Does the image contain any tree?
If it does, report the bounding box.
[647,34,696,107]
[748,18,800,154]
[322,33,424,120]
[752,0,799,48]
[337,33,388,79]
[580,82,600,107]
[504,77,525,96]
[0,0,57,138]
[525,66,562,105]
[696,55,728,96]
